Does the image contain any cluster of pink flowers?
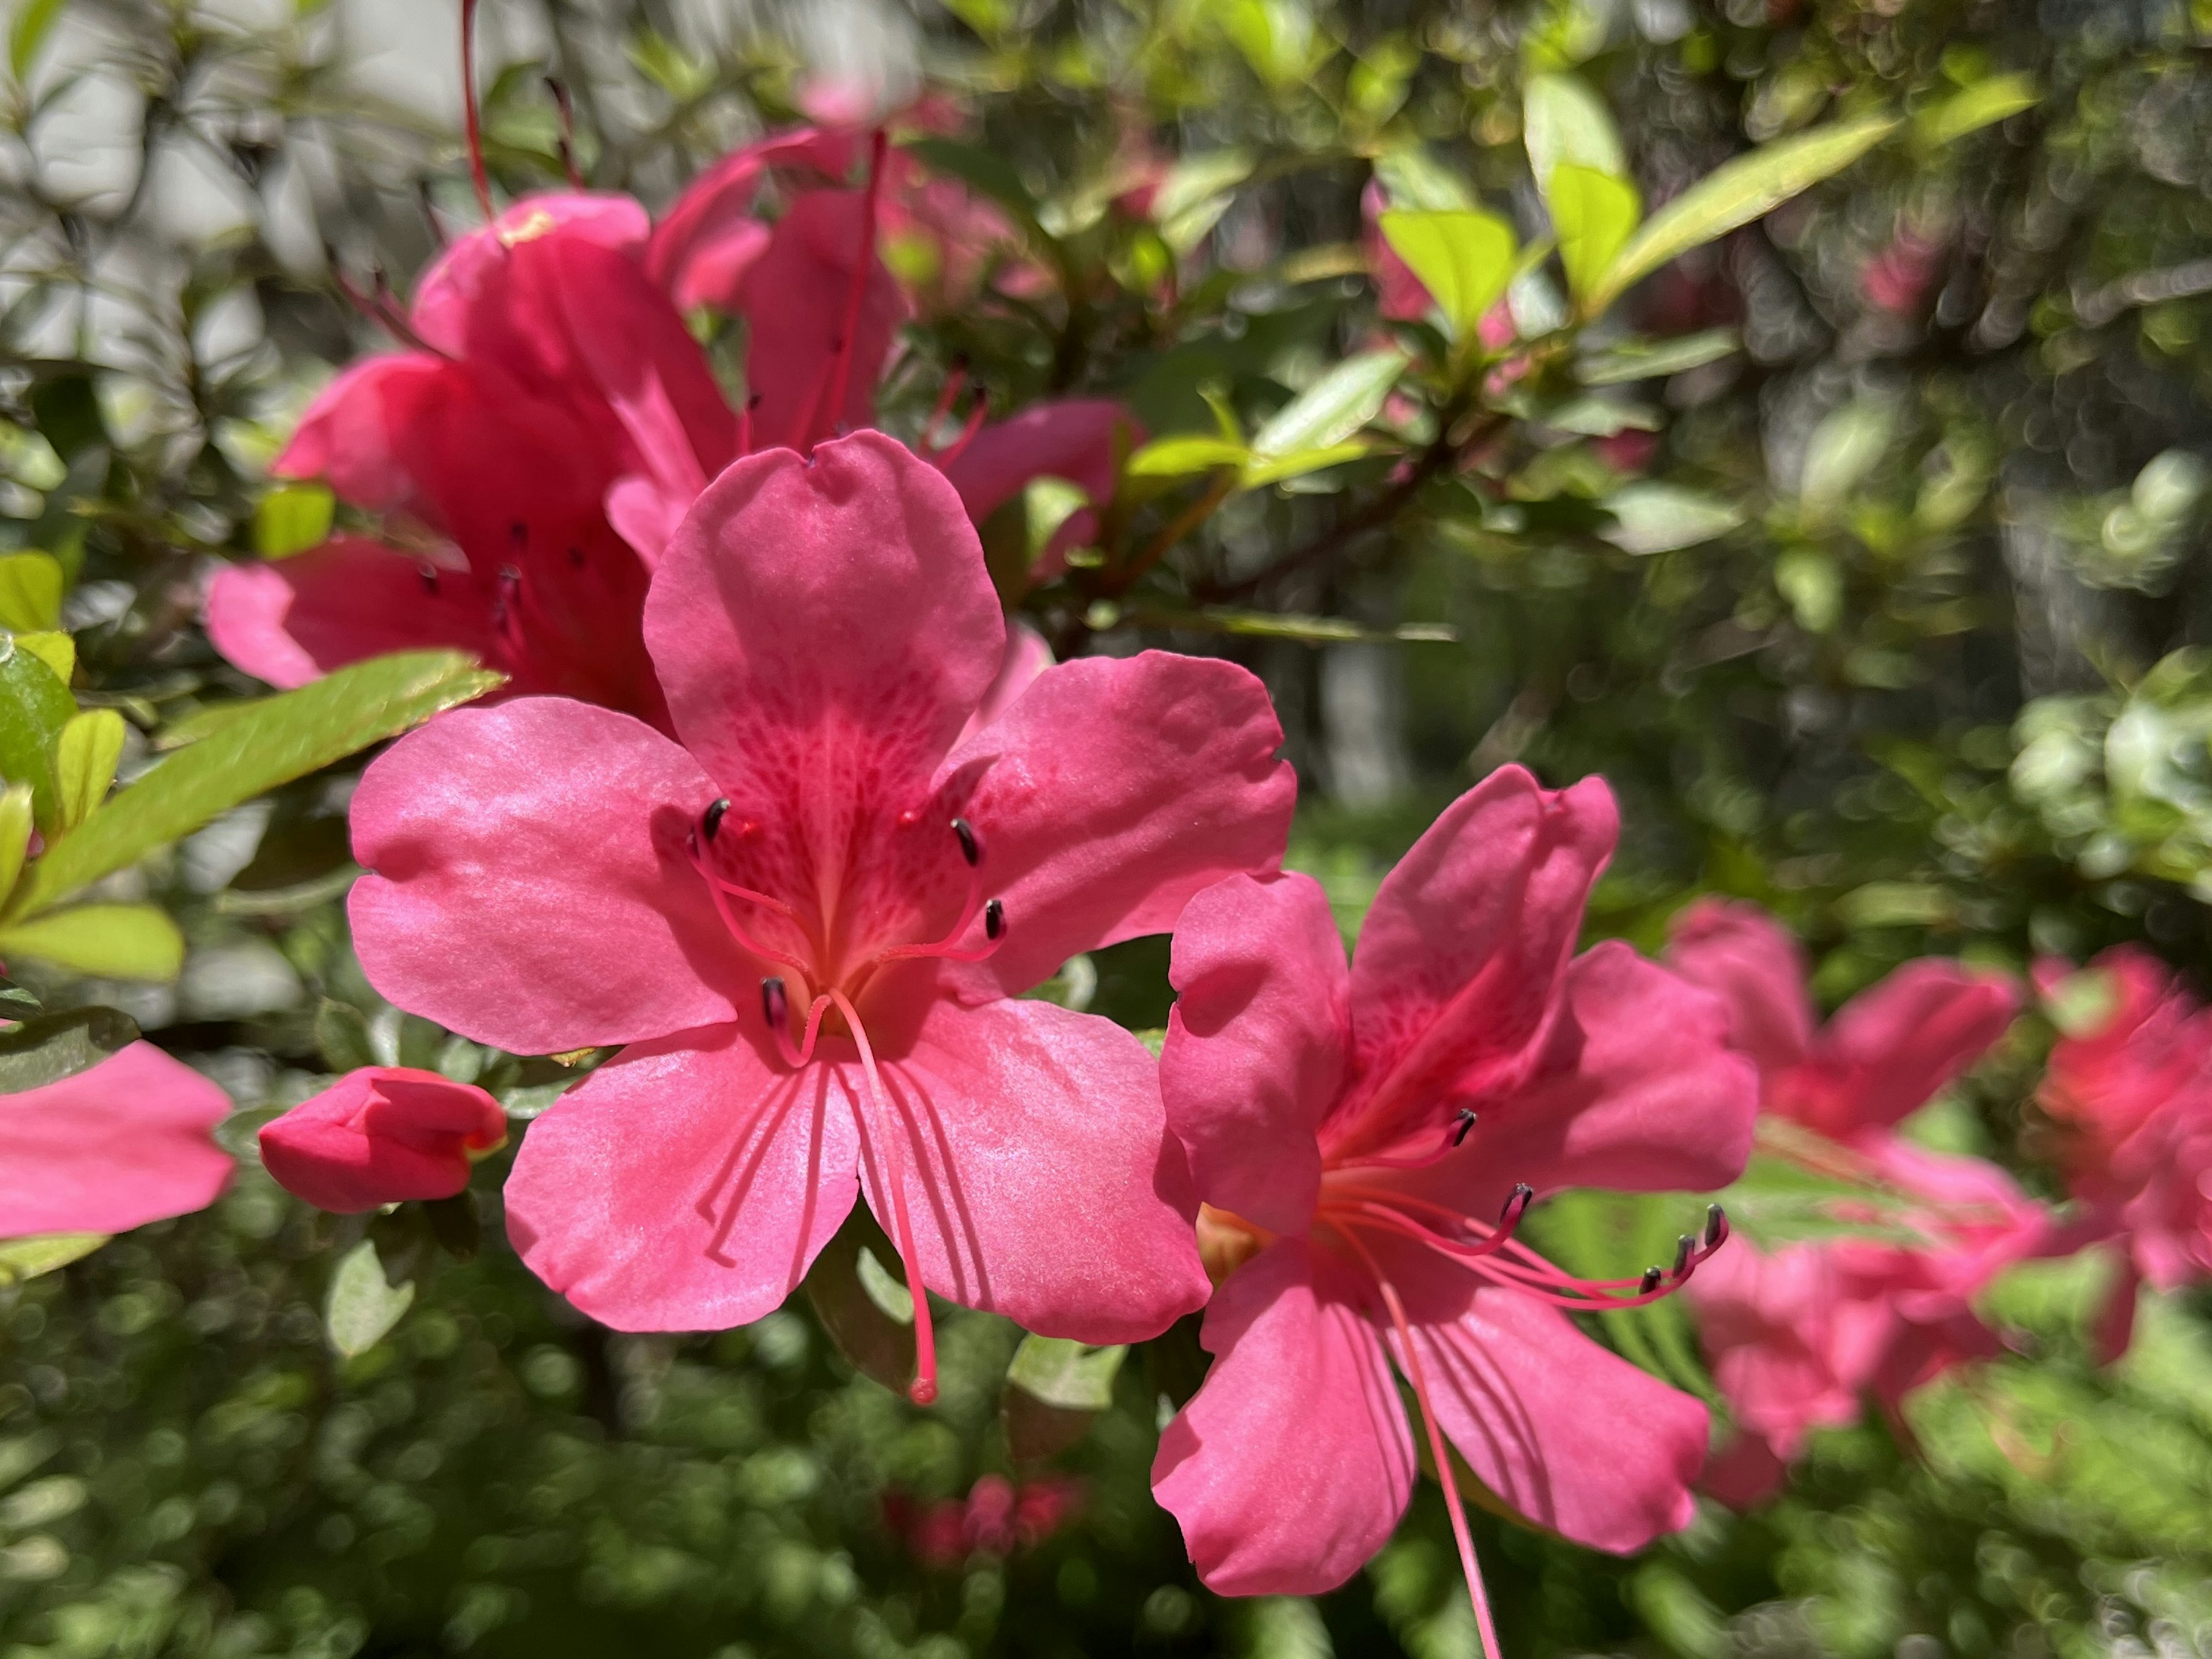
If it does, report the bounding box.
[883,1474,1084,1570]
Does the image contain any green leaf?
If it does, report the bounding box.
[1525,1191,1714,1399]
[0,1006,139,1093]
[1151,149,1252,253]
[1372,146,1475,212]
[252,482,334,559]
[1798,398,1894,524]
[802,1208,918,1397]
[1003,1335,1127,1462]
[0,1233,105,1285]
[1250,349,1409,461]
[1597,483,1746,554]
[1123,605,1456,644]
[315,998,376,1074]
[0,904,184,981]
[15,631,71,685]
[325,1240,414,1358]
[0,638,77,833]
[1127,435,1251,479]
[1377,209,1518,338]
[1023,475,1091,561]
[9,0,66,83]
[1238,442,1375,488]
[1914,73,2037,149]
[1523,72,1627,194]
[1592,113,1901,312]
[52,709,122,831]
[1578,328,1740,385]
[1549,163,1641,305]
[0,783,31,904]
[11,650,501,920]
[0,554,63,631]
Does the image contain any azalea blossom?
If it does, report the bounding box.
[0,1043,233,1238]
[1666,899,2039,1503]
[1151,769,1758,1650]
[347,432,1295,1401]
[259,1067,508,1214]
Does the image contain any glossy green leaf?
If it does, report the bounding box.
[1524,71,1627,193]
[0,553,62,631]
[1550,163,1642,305]
[52,708,122,831]
[1023,475,1090,560]
[252,482,334,559]
[11,650,501,920]
[326,1240,414,1358]
[0,1005,139,1093]
[1127,435,1251,479]
[0,904,184,981]
[1578,328,1740,385]
[315,998,376,1074]
[1250,349,1408,461]
[1915,73,2037,148]
[0,638,77,833]
[0,1233,105,1285]
[1592,113,1901,311]
[0,782,31,904]
[1377,209,1517,337]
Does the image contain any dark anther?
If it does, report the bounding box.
[703,798,731,842]
[1704,1204,1729,1250]
[984,899,1005,940]
[1500,1181,1533,1224]
[1638,1266,1663,1295]
[509,520,528,546]
[1672,1234,1696,1278]
[1453,1108,1479,1146]
[760,976,787,1028]
[952,817,980,867]
[566,546,585,569]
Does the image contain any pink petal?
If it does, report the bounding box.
[854,995,1207,1342]
[937,652,1296,998]
[936,399,1140,573]
[258,1066,505,1213]
[1361,181,1433,322]
[1334,767,1617,1153]
[1699,1432,1791,1508]
[205,539,502,690]
[734,190,910,452]
[505,1023,859,1331]
[272,354,459,510]
[349,698,749,1054]
[1790,960,2021,1137]
[1387,1273,1709,1554]
[1152,1240,1415,1596]
[410,192,653,359]
[645,127,859,312]
[1663,897,1816,1081]
[1684,1240,1858,1460]
[0,1043,232,1237]
[955,620,1052,747]
[1162,872,1347,1234]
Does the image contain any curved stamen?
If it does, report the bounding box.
[760,976,833,1069]
[930,395,990,467]
[703,797,731,842]
[921,363,969,453]
[830,988,938,1407]
[690,846,812,976]
[459,0,494,221]
[869,820,1003,967]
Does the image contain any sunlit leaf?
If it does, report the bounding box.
[0,904,184,981]
[1251,349,1408,460]
[1377,209,1517,337]
[1003,1335,1127,1462]
[52,709,122,831]
[1127,435,1251,479]
[0,783,30,903]
[1549,163,1641,305]
[0,1233,105,1285]
[1915,73,2037,148]
[8,0,66,83]
[325,1240,414,1358]
[0,553,62,631]
[0,639,75,833]
[1523,71,1627,194]
[252,482,334,559]
[1597,483,1746,554]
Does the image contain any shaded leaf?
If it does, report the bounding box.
[0,1006,139,1093]
[1578,328,1740,385]
[802,1207,918,1397]
[1597,483,1746,554]
[0,639,75,833]
[0,1233,104,1285]
[1003,1335,1127,1462]
[326,1240,414,1357]
[1915,74,2037,148]
[315,998,376,1074]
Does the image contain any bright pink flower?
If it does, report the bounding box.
[1666,900,2039,1503]
[347,433,1293,1399]
[1151,769,1758,1643]
[258,1067,507,1214]
[0,1042,232,1238]
[938,399,1145,585]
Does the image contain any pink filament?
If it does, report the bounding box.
[821,128,889,435]
[830,989,938,1406]
[459,0,493,222]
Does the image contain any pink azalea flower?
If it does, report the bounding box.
[937,399,1145,587]
[258,1067,508,1214]
[0,1042,233,1238]
[1666,899,2039,1503]
[1150,768,1758,1647]
[346,433,1294,1400]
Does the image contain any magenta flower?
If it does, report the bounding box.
[1665,899,2040,1503]
[0,1042,233,1238]
[939,399,1145,588]
[347,433,1294,1399]
[259,1067,507,1214]
[1150,768,1758,1644]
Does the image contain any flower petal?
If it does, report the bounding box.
[505,1023,859,1331]
[0,1042,232,1238]
[646,127,858,312]
[854,995,1207,1343]
[1334,766,1616,1153]
[349,698,749,1054]
[955,620,1052,748]
[259,1066,506,1214]
[206,538,502,691]
[1386,1263,1708,1554]
[1152,1240,1414,1596]
[1162,872,1346,1234]
[1663,897,1816,1081]
[938,652,1296,998]
[937,399,1140,575]
[411,192,652,359]
[1793,960,2021,1137]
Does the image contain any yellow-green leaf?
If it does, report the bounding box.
[0,554,63,631]
[0,783,31,903]
[0,1233,106,1286]
[1524,72,1626,194]
[1250,349,1408,462]
[0,904,185,981]
[252,482,335,559]
[52,709,123,831]
[14,631,72,685]
[1550,163,1641,305]
[1915,73,2037,149]
[7,0,66,83]
[326,1240,414,1357]
[1240,441,1374,488]
[1378,209,1518,338]
[1592,113,1902,312]
[0,641,76,833]
[1127,436,1251,479]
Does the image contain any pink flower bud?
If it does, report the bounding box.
[259,1067,506,1214]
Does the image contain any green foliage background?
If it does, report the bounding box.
[3,0,2212,1653]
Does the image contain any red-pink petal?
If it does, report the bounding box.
[258,1066,505,1213]
[410,191,652,359]
[1790,960,2021,1137]
[206,539,502,690]
[1162,872,1346,1234]
[0,1043,232,1237]
[1664,897,1816,1081]
[505,1024,859,1331]
[349,699,749,1054]
[938,652,1296,998]
[936,399,1139,574]
[1684,1240,1859,1461]
[646,127,859,312]
[1153,1240,1414,1596]
[854,995,1207,1342]
[955,621,1052,747]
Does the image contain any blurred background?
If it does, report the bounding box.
[2,0,2211,1654]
